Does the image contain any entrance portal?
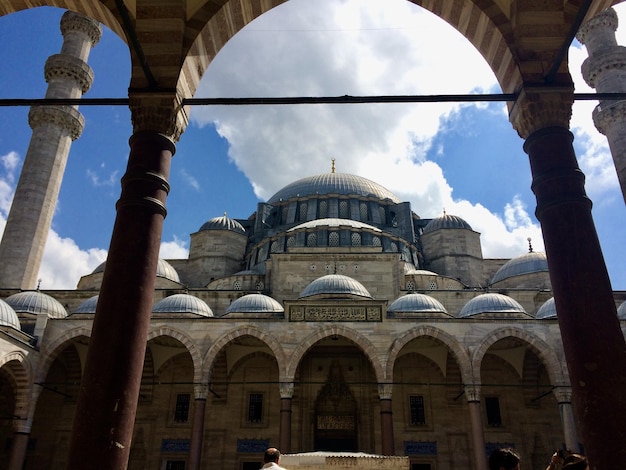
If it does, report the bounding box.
[314,361,357,451]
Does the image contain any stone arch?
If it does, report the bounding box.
[36,326,91,383]
[147,326,203,385]
[202,324,286,384]
[0,351,32,423]
[0,1,124,40]
[286,324,384,383]
[471,326,566,386]
[227,351,278,382]
[386,325,472,383]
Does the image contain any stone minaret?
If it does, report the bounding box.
[0,11,101,289]
[577,8,626,205]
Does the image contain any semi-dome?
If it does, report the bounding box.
[536,297,557,319]
[299,274,372,299]
[225,293,284,314]
[491,251,549,284]
[618,301,626,320]
[199,213,246,234]
[72,295,99,314]
[422,213,472,233]
[5,291,68,319]
[0,299,20,330]
[459,293,527,318]
[288,218,382,232]
[387,293,449,318]
[267,172,400,204]
[93,258,180,283]
[153,294,214,317]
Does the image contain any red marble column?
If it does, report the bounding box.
[66,131,174,469]
[465,386,488,470]
[188,385,208,470]
[524,126,626,468]
[380,399,395,455]
[279,383,294,453]
[7,432,29,470]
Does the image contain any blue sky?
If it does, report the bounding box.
[0,0,624,290]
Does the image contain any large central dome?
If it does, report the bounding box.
[267,172,400,204]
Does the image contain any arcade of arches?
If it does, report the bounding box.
[1,1,626,470]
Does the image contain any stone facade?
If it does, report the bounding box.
[1,169,624,470]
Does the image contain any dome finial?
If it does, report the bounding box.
[223,211,227,217]
[443,208,446,216]
[331,158,336,174]
[37,278,42,290]
[527,237,533,253]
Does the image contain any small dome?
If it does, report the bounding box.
[153,294,214,317]
[299,274,372,299]
[288,218,382,232]
[0,299,20,330]
[459,293,527,318]
[5,291,68,319]
[536,297,557,319]
[93,258,180,283]
[199,213,246,234]
[73,295,99,314]
[268,172,400,204]
[618,301,626,320]
[491,251,548,284]
[422,214,472,234]
[225,294,284,314]
[387,293,449,318]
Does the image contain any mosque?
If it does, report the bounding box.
[2,1,626,470]
[1,164,624,470]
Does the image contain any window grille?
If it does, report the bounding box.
[329,232,339,247]
[409,395,426,425]
[351,232,361,246]
[174,394,190,423]
[340,200,349,218]
[248,393,263,423]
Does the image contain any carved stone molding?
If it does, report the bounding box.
[44,54,95,94]
[552,386,573,404]
[464,384,481,402]
[129,91,190,141]
[581,47,626,88]
[28,105,84,140]
[378,383,393,400]
[509,85,574,138]
[193,384,209,400]
[60,10,102,46]
[280,382,294,399]
[576,8,618,45]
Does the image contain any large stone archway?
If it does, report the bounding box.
[1,2,625,468]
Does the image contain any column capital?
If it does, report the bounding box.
[129,90,189,142]
[193,384,209,400]
[576,8,618,45]
[552,385,573,404]
[280,382,294,399]
[378,383,393,400]
[509,85,574,139]
[464,384,481,402]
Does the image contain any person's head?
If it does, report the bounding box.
[562,453,588,470]
[489,447,521,470]
[263,447,281,464]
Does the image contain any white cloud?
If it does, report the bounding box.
[37,231,107,290]
[86,167,118,187]
[159,236,189,259]
[180,169,200,191]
